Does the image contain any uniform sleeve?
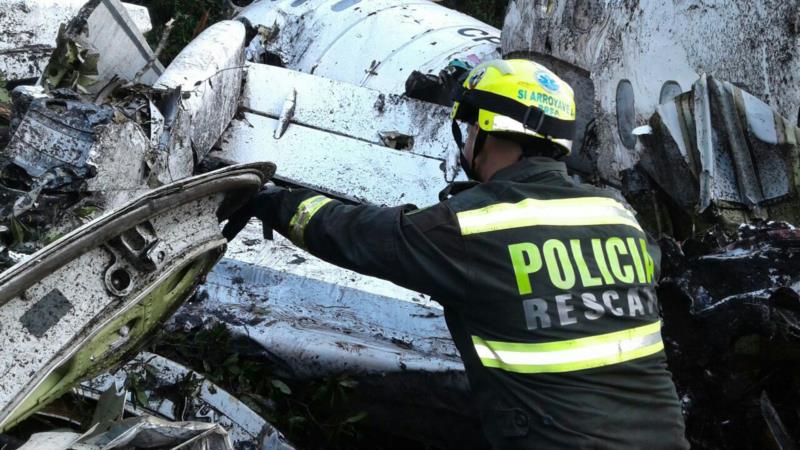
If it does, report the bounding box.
[265,188,469,305]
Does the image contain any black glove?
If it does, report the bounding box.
[222,184,285,241]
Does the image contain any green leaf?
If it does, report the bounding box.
[344,411,368,424]
[143,363,159,378]
[288,416,307,426]
[271,379,292,395]
[9,217,27,245]
[42,230,64,246]
[311,384,328,401]
[73,205,99,220]
[133,386,149,406]
[0,72,9,104]
[338,378,358,389]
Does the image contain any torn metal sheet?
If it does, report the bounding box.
[639,75,800,226]
[236,0,501,94]
[1,95,113,178]
[502,0,800,182]
[0,0,152,82]
[0,163,273,432]
[41,0,164,96]
[80,352,294,450]
[0,90,193,254]
[658,221,800,449]
[20,416,233,450]
[154,20,246,161]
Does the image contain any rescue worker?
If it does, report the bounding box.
[223,59,689,449]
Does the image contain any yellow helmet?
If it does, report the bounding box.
[451,59,576,157]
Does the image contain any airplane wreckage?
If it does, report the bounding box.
[0,0,798,448]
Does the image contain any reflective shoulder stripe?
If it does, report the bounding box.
[288,195,333,248]
[472,321,663,374]
[455,196,642,235]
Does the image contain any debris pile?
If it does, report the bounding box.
[0,87,169,263]
[659,221,800,449]
[0,1,273,447]
[0,0,152,82]
[0,0,188,270]
[76,352,294,449]
[19,416,235,450]
[0,1,248,270]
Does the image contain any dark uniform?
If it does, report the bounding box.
[254,158,688,449]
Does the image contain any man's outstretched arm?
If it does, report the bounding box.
[224,186,468,304]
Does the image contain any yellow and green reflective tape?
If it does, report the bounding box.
[288,195,333,248]
[472,321,663,374]
[456,196,642,235]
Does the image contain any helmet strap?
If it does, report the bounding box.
[468,129,488,181]
[451,120,465,150]
[452,120,477,181]
[452,120,489,181]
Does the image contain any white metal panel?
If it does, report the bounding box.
[17,432,81,450]
[226,227,438,308]
[217,112,448,207]
[82,0,162,86]
[0,0,151,51]
[302,2,497,89]
[185,226,462,377]
[0,202,222,423]
[242,63,455,161]
[0,0,153,80]
[155,20,246,160]
[383,37,498,82]
[237,0,500,94]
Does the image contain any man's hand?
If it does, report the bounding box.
[222,184,285,241]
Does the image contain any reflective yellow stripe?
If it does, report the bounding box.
[456,197,642,235]
[288,195,333,248]
[472,321,663,374]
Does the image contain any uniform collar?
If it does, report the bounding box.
[490,157,568,183]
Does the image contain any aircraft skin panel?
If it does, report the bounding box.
[217,112,449,208]
[242,63,456,162]
[237,0,500,94]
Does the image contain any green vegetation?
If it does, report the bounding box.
[151,323,372,448]
[444,0,507,28]
[0,73,10,104]
[127,0,233,63]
